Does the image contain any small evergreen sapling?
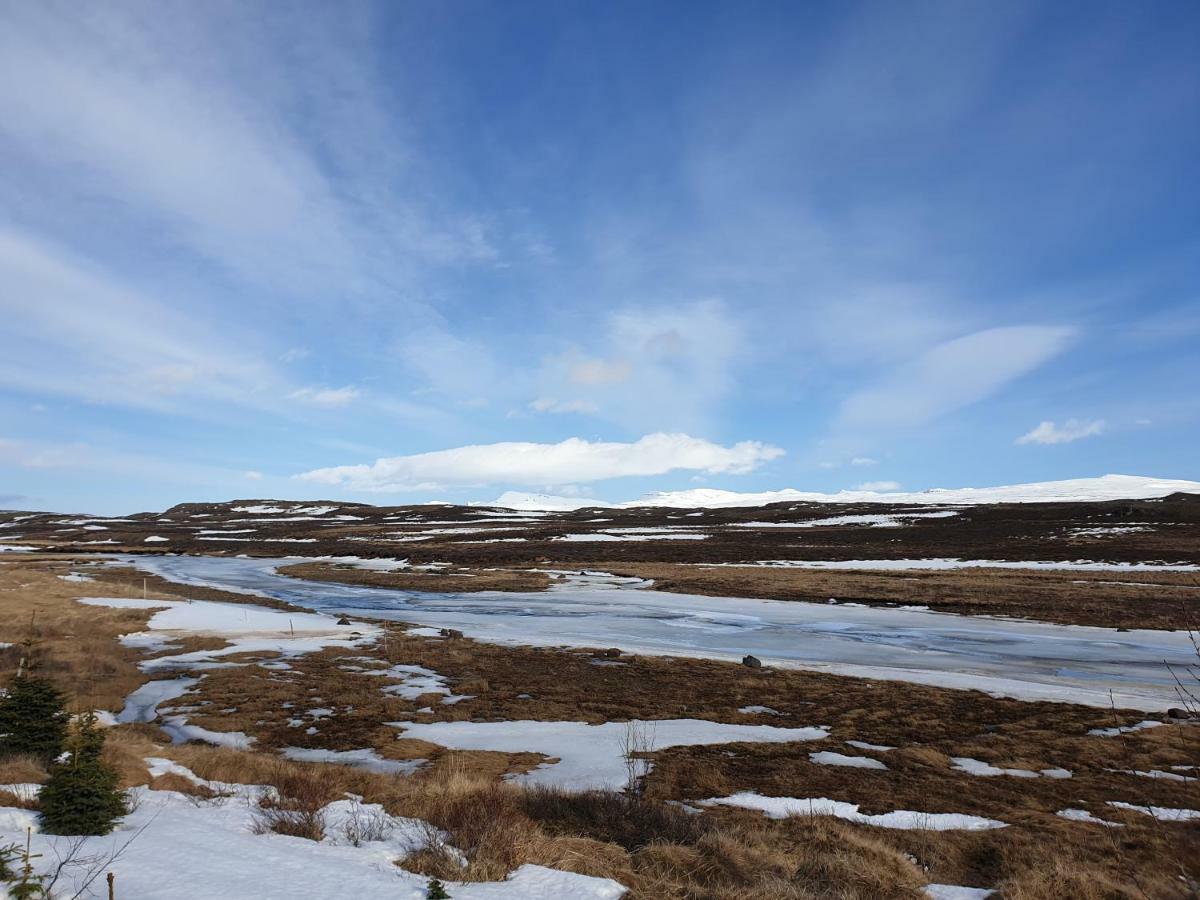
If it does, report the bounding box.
[3,830,47,900]
[426,877,451,899]
[0,841,18,880]
[38,711,127,836]
[0,675,68,764]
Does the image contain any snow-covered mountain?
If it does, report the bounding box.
[490,474,1200,511]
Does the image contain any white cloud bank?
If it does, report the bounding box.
[1016,419,1105,445]
[296,433,784,492]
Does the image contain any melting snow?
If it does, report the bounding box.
[280,747,426,775]
[699,792,1006,830]
[951,758,1069,778]
[1056,808,1123,826]
[1089,720,1164,737]
[390,719,829,791]
[845,740,895,752]
[78,596,379,672]
[0,766,626,899]
[924,886,995,900]
[810,751,887,770]
[118,677,199,724]
[1107,801,1200,822]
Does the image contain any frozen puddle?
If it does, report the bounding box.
[699,792,1006,830]
[280,747,426,775]
[122,555,1199,710]
[389,719,828,791]
[118,677,199,723]
[925,886,994,900]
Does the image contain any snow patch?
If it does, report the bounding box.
[390,719,828,791]
[699,792,1006,830]
[810,751,887,770]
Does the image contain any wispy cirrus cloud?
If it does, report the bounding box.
[290,386,362,408]
[528,398,599,415]
[296,433,783,492]
[838,326,1075,430]
[0,228,284,412]
[1016,419,1105,445]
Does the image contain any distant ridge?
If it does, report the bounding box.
[488,474,1200,511]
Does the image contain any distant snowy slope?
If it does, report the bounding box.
[489,474,1200,511]
[490,491,618,511]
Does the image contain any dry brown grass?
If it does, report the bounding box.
[279,562,553,593]
[251,759,341,840]
[0,557,184,710]
[604,562,1200,629]
[0,754,46,785]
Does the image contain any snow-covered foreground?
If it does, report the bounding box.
[390,719,829,791]
[0,764,626,900]
[124,555,1197,710]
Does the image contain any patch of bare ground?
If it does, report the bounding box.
[599,562,1200,630]
[277,561,553,593]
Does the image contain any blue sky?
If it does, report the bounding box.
[2,0,1198,514]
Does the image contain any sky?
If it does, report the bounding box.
[2,0,1199,515]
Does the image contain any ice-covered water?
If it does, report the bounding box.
[121,555,1196,711]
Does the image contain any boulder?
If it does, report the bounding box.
[440,628,464,639]
[1167,707,1192,720]
[742,655,762,669]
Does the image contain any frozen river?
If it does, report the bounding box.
[121,554,1196,711]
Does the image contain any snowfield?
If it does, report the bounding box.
[0,765,627,899]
